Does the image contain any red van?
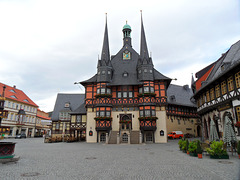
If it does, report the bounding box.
[168,131,183,139]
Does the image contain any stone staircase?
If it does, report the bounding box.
[130,131,140,144]
[108,131,118,144]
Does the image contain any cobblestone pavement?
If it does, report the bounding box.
[0,138,239,180]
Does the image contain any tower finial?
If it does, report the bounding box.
[100,13,110,64]
[140,10,149,60]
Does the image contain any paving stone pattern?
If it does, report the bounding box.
[0,138,239,180]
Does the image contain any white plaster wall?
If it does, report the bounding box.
[155,107,167,143]
[233,99,240,107]
[111,111,120,131]
[111,111,139,131]
[86,110,97,143]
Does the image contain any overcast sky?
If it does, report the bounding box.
[0,0,239,112]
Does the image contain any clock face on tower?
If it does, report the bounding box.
[123,50,131,60]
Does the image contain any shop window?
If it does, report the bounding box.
[215,85,220,98]
[227,76,234,92]
[206,91,210,102]
[235,71,240,88]
[221,81,227,95]
[210,88,214,100]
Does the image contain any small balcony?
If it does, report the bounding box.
[139,117,157,131]
[95,117,112,131]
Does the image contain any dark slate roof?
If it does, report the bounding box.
[51,93,85,121]
[70,103,86,115]
[153,69,172,87]
[109,44,141,86]
[167,84,196,107]
[140,13,149,60]
[100,16,111,66]
[195,62,215,79]
[195,40,240,95]
[81,74,97,85]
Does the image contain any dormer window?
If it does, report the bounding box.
[10,95,17,99]
[65,102,70,108]
[123,72,128,77]
[23,99,29,102]
[10,89,16,93]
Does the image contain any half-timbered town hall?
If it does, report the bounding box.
[80,15,172,143]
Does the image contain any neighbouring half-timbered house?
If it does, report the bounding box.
[51,94,85,140]
[167,84,199,137]
[193,40,240,140]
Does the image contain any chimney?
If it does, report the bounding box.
[13,85,16,89]
[183,85,189,90]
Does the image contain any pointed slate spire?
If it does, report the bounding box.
[101,13,110,65]
[140,11,149,61]
[191,73,196,93]
[191,73,194,85]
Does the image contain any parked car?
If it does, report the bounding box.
[184,133,194,138]
[15,134,27,139]
[168,131,183,139]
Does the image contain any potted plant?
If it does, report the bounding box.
[206,141,229,159]
[186,140,189,154]
[188,140,198,157]
[237,141,240,159]
[196,140,203,159]
[181,140,187,153]
[178,139,183,150]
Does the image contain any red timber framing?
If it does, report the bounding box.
[84,80,168,132]
[139,105,157,131]
[85,82,168,107]
[166,105,198,118]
